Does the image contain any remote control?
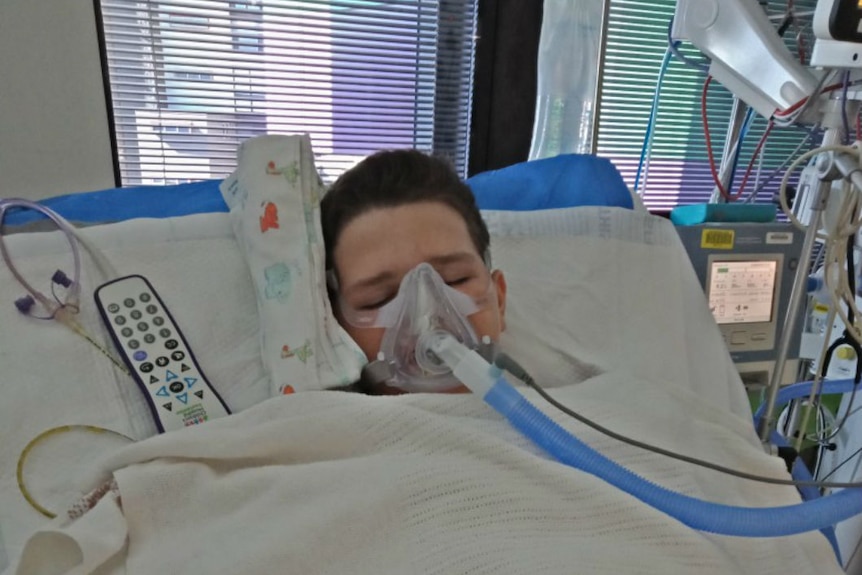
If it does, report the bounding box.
[94,274,231,433]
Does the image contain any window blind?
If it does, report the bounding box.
[98,0,477,186]
[597,0,817,211]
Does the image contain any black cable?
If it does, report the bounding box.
[776,13,794,38]
[812,236,862,445]
[493,352,862,489]
[847,233,857,324]
[821,445,862,482]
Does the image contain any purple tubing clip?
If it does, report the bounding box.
[15,295,35,314]
[52,270,72,288]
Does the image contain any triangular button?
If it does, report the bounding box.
[177,392,189,405]
[162,402,172,412]
[149,375,159,384]
[155,386,169,397]
[165,370,178,382]
[185,377,197,389]
[181,364,191,373]
[194,390,204,399]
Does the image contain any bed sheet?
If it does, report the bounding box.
[0,214,270,562]
[9,374,842,574]
[0,207,837,573]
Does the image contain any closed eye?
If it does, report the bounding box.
[446,277,470,287]
[358,294,395,311]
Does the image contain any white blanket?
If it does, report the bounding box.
[10,372,841,574]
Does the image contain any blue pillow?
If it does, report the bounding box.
[3,154,633,227]
[467,154,633,211]
[4,180,228,226]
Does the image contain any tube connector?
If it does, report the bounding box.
[428,333,497,396]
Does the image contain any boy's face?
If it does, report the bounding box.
[331,201,506,393]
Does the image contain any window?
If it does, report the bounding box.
[98,0,477,185]
[596,0,817,211]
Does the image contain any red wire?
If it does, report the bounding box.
[774,83,845,118]
[701,76,732,201]
[735,121,774,201]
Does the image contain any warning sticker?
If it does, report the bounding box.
[701,229,735,250]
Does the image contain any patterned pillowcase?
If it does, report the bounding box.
[220,135,365,395]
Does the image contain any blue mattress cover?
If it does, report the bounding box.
[3,154,633,226]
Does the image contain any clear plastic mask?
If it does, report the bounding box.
[338,263,488,392]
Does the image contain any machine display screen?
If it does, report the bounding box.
[708,260,777,324]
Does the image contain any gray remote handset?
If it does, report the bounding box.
[95,275,230,432]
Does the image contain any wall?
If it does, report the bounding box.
[0,0,115,201]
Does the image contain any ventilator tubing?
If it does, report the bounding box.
[487,379,862,537]
[430,335,862,537]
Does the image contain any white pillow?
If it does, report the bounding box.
[484,206,752,421]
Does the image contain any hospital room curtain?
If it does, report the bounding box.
[594,0,817,212]
[95,0,477,186]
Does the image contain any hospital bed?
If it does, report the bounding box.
[0,139,844,574]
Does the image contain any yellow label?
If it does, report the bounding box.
[814,303,830,313]
[701,229,735,249]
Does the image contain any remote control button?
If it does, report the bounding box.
[185,376,197,389]
[181,364,191,372]
[162,402,172,412]
[155,356,169,367]
[149,375,159,384]
[177,392,189,405]
[130,310,142,320]
[166,370,178,382]
[140,293,151,303]
[170,381,184,393]
[171,351,185,361]
[153,317,165,326]
[144,334,156,344]
[133,351,147,362]
[146,304,158,314]
[165,339,179,350]
[107,303,120,313]
[195,390,204,399]
[137,322,149,332]
[128,339,140,350]
[159,328,172,338]
[121,327,133,338]
[156,386,170,397]
[140,362,154,373]
[123,298,135,308]
[115,315,127,325]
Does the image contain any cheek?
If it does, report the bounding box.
[345,325,385,362]
[468,307,503,341]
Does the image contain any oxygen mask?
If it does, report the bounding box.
[338,262,493,392]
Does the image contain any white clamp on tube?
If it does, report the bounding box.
[426,332,500,396]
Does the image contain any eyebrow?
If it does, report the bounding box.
[346,252,481,292]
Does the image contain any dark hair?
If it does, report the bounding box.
[321,149,490,274]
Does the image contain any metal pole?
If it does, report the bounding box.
[758,189,826,441]
[757,128,842,442]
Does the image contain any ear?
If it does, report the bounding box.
[491,269,507,331]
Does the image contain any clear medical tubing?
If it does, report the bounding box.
[528,0,602,159]
[483,377,862,537]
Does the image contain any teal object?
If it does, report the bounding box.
[670,203,777,226]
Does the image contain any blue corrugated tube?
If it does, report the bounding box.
[428,334,862,539]
[484,378,862,537]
